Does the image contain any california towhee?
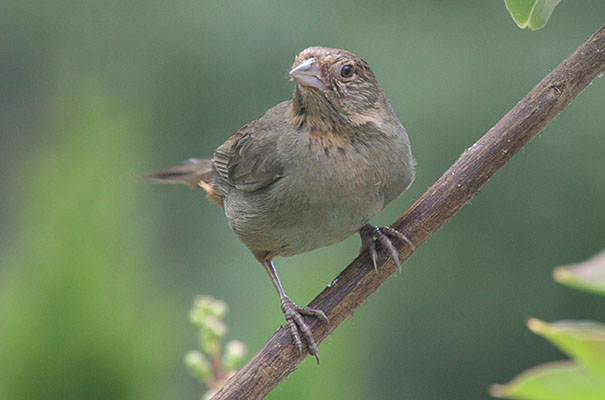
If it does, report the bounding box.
[145,46,415,363]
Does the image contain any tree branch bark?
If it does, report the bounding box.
[213,24,605,400]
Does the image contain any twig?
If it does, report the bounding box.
[212,24,605,400]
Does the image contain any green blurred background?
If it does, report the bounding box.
[1,1,604,399]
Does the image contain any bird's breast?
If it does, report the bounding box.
[277,127,409,233]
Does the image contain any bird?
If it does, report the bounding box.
[144,46,415,363]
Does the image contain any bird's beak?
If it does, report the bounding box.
[289,58,325,90]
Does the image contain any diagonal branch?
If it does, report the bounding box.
[213,24,605,400]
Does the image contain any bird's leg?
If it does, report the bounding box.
[260,258,329,364]
[359,224,415,273]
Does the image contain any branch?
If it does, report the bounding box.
[213,24,605,400]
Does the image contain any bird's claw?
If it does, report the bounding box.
[359,224,415,273]
[280,296,328,364]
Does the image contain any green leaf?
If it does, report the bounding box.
[490,361,605,400]
[553,250,605,295]
[505,0,562,30]
[528,319,605,378]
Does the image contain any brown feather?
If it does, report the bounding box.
[141,158,212,187]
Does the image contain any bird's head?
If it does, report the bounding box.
[289,47,387,132]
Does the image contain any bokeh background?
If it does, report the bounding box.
[1,1,604,399]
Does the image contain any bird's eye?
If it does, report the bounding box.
[340,64,354,78]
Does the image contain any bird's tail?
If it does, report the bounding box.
[142,158,213,186]
[142,158,222,204]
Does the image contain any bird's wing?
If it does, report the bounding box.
[213,102,290,192]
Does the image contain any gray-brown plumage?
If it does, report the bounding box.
[144,46,415,363]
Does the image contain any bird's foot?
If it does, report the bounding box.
[280,296,329,364]
[359,224,415,273]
